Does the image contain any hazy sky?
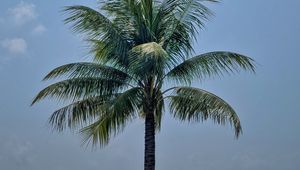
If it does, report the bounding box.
[0,0,299,170]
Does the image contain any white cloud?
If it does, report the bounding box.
[32,24,47,35]
[1,38,27,55]
[9,1,37,25]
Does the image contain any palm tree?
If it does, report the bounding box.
[32,0,255,169]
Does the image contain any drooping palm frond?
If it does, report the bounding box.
[168,86,242,137]
[164,51,255,85]
[43,62,131,82]
[80,87,143,147]
[31,77,128,105]
[48,94,119,132]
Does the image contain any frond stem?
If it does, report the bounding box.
[161,87,177,95]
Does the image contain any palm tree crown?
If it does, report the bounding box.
[32,0,255,169]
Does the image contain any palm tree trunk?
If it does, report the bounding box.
[144,111,155,170]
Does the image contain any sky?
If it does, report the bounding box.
[0,0,299,170]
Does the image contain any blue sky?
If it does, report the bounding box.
[0,0,299,170]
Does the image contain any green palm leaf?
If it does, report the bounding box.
[101,0,153,43]
[169,86,242,137]
[64,5,122,39]
[64,5,130,65]
[32,78,128,105]
[161,0,218,58]
[80,87,143,147]
[165,51,255,84]
[48,94,119,132]
[43,62,131,81]
[100,0,139,40]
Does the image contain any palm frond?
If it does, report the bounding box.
[153,0,178,30]
[64,5,120,39]
[43,62,131,82]
[31,78,128,105]
[101,0,154,43]
[161,0,218,58]
[100,0,138,40]
[171,0,216,37]
[87,39,129,66]
[101,0,141,23]
[80,87,143,147]
[64,5,130,65]
[49,94,118,131]
[168,86,242,137]
[165,51,255,85]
